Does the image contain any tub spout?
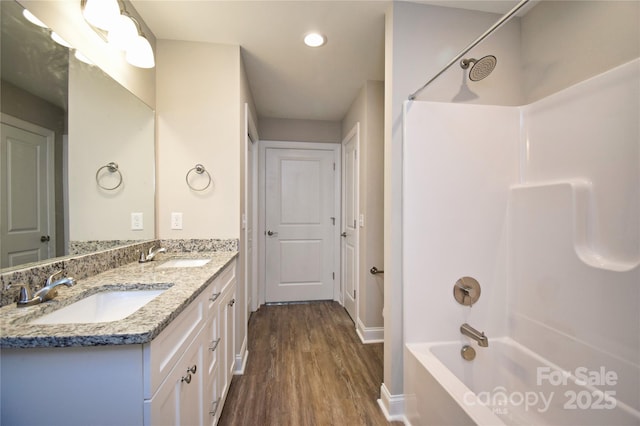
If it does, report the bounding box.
[460,323,488,347]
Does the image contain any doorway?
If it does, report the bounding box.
[259,141,341,304]
[0,115,55,267]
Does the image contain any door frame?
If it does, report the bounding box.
[341,123,360,321]
[243,104,259,313]
[257,140,341,306]
[0,113,56,265]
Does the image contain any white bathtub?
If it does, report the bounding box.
[404,338,640,425]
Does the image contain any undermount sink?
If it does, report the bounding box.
[157,258,211,268]
[30,289,167,325]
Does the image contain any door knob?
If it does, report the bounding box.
[40,235,50,242]
[267,230,278,236]
[341,232,347,238]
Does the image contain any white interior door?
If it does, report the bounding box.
[265,147,336,302]
[342,125,359,322]
[1,119,55,267]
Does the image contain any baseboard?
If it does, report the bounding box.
[356,319,384,343]
[377,383,406,423]
[234,336,248,375]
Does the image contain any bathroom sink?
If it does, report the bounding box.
[157,258,211,268]
[30,289,166,325]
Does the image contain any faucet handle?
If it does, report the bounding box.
[139,251,147,263]
[46,270,63,286]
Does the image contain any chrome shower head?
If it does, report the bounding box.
[460,55,497,81]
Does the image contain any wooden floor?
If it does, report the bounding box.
[218,301,402,426]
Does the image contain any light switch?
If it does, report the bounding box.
[171,212,183,230]
[131,212,143,230]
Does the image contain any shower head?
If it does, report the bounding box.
[460,55,497,81]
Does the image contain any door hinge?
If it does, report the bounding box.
[330,217,335,225]
[353,290,356,298]
[332,272,335,280]
[333,162,336,171]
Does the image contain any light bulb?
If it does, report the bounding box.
[51,32,72,48]
[125,35,155,68]
[74,50,93,65]
[82,0,120,31]
[22,9,48,28]
[108,15,138,51]
[304,33,326,48]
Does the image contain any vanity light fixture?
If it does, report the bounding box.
[304,32,326,48]
[22,9,47,28]
[81,0,120,31]
[80,0,155,69]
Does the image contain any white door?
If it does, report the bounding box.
[342,125,359,322]
[265,147,336,302]
[1,121,54,267]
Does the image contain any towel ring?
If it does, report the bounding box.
[186,164,212,191]
[95,162,123,190]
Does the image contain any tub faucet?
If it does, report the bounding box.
[17,270,75,307]
[460,323,489,347]
[139,245,167,263]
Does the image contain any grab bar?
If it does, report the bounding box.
[370,267,384,275]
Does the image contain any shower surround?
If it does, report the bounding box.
[402,59,639,424]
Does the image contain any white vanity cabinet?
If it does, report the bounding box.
[145,259,237,426]
[0,258,237,426]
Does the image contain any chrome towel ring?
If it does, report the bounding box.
[186,164,212,191]
[96,162,123,190]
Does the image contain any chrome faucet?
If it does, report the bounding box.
[17,270,76,307]
[460,323,489,347]
[139,245,167,263]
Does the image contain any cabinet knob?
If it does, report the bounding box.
[181,365,197,384]
[209,292,221,302]
[228,298,235,307]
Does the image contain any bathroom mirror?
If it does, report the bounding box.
[0,0,155,270]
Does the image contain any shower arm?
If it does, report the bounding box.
[407,0,530,101]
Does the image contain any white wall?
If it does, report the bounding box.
[258,117,341,143]
[342,80,385,336]
[383,1,523,409]
[521,0,640,103]
[156,40,241,240]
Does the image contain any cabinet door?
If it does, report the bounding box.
[220,287,236,404]
[204,302,222,426]
[149,328,205,426]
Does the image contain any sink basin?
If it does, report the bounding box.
[157,258,211,268]
[30,289,166,325]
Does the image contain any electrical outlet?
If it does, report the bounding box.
[131,212,143,230]
[171,212,183,230]
[359,214,365,227]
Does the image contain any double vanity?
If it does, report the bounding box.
[0,249,238,426]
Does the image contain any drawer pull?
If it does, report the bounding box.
[209,338,221,352]
[210,397,222,416]
[187,365,197,374]
[228,298,235,307]
[209,292,221,302]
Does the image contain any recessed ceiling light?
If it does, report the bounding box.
[304,33,326,48]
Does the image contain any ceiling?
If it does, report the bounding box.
[131,0,522,122]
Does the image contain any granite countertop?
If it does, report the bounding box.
[0,251,237,349]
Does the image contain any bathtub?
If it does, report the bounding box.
[404,338,640,425]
